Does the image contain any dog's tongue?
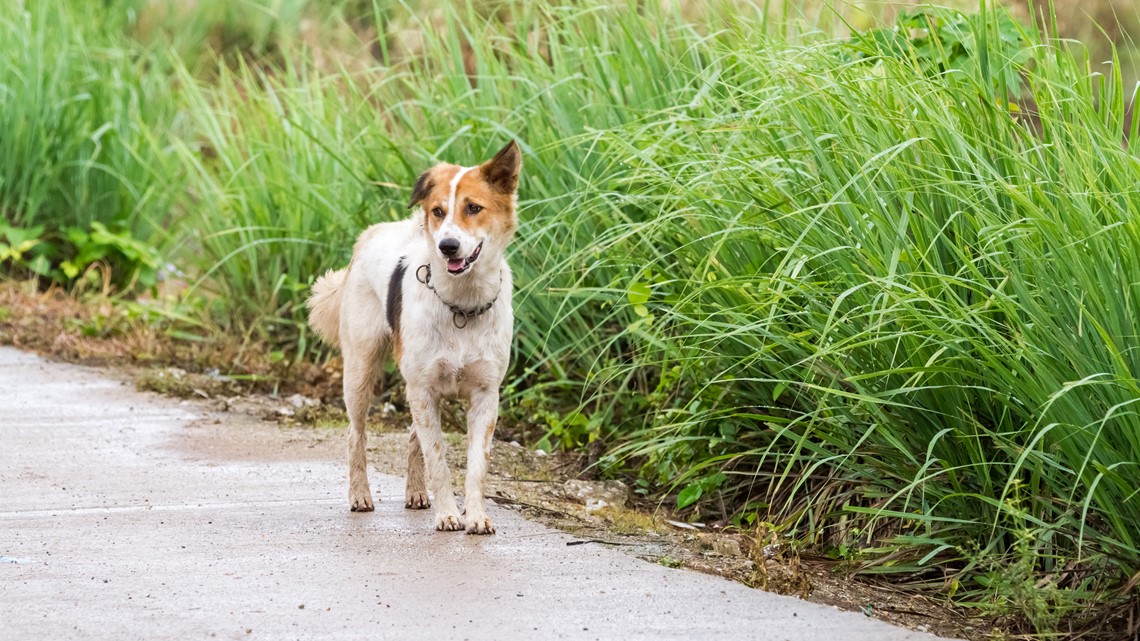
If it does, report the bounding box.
[447,258,465,272]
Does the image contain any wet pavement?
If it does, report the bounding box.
[0,347,955,640]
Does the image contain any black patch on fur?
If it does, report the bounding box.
[408,170,434,208]
[387,257,408,332]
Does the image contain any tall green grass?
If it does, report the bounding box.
[3,0,1139,631]
[0,1,177,244]
[172,60,388,348]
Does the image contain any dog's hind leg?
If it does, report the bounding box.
[408,389,462,531]
[404,431,430,509]
[343,335,384,512]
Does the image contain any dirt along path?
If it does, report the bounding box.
[0,346,955,640]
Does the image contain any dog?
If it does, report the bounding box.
[307,141,521,535]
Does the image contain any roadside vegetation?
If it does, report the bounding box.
[2,0,1139,636]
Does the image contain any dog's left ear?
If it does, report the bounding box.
[480,140,522,194]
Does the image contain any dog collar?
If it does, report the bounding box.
[415,263,501,328]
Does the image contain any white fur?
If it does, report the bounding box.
[330,212,513,533]
[447,166,473,214]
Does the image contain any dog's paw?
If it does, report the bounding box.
[405,491,431,510]
[435,512,464,531]
[464,514,496,535]
[349,489,375,512]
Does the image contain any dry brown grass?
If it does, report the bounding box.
[0,280,341,400]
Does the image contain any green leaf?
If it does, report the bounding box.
[61,261,81,279]
[628,280,651,306]
[772,381,787,401]
[701,473,727,492]
[534,437,552,454]
[677,484,703,509]
[27,254,51,276]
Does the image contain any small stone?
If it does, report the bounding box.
[287,393,318,409]
[562,479,630,510]
[712,537,744,558]
[585,498,609,512]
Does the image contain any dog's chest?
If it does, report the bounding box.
[399,310,508,397]
[406,346,501,398]
[423,356,490,397]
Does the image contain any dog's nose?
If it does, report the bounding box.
[438,238,460,256]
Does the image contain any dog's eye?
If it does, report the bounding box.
[466,203,483,215]
[431,207,445,219]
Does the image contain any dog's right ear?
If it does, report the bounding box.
[481,140,522,194]
[408,169,434,209]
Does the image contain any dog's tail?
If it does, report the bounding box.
[308,268,346,346]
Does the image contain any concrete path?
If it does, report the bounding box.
[0,347,952,641]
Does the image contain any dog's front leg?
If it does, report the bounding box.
[462,388,499,535]
[408,389,463,531]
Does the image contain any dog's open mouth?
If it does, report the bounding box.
[446,242,482,275]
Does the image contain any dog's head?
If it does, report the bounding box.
[408,141,522,277]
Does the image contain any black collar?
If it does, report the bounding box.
[415,263,501,328]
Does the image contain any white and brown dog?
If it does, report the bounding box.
[307,141,521,535]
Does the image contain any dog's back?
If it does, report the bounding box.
[306,220,413,347]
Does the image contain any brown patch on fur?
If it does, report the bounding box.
[418,164,462,237]
[391,334,403,362]
[483,419,497,447]
[451,169,517,240]
[414,143,521,241]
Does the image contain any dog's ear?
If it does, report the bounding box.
[408,169,434,209]
[480,140,522,194]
